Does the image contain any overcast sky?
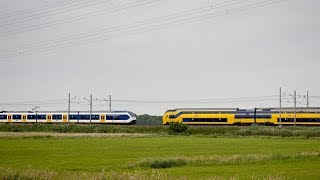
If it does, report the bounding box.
[0,0,319,115]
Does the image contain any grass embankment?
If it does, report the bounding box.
[0,123,320,137]
[0,136,319,179]
[0,123,166,134]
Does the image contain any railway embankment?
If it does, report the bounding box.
[0,123,319,138]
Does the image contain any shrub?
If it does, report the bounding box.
[138,158,187,169]
[168,122,188,134]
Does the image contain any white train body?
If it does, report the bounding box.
[0,111,137,124]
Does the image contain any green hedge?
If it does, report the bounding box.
[0,123,167,134]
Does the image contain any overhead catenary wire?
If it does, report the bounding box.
[0,0,248,52]
[0,0,102,19]
[0,95,290,106]
[2,95,319,112]
[0,0,288,58]
[0,0,161,38]
[0,0,248,53]
[0,0,114,25]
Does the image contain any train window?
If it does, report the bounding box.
[235,115,271,119]
[221,118,227,122]
[13,115,22,119]
[119,115,129,120]
[183,118,227,122]
[0,115,7,119]
[106,115,124,120]
[169,115,175,119]
[27,115,36,119]
[69,115,79,120]
[38,115,46,119]
[182,118,192,122]
[277,118,316,122]
[91,115,99,120]
[80,115,89,120]
[76,115,98,120]
[52,115,62,119]
[27,115,46,119]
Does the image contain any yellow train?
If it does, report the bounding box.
[163,108,320,125]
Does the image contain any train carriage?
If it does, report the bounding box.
[0,111,136,124]
[163,107,320,125]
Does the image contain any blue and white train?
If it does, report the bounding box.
[0,111,137,124]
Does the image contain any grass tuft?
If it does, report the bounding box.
[133,152,320,169]
[0,167,169,180]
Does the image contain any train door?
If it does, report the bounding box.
[264,116,269,124]
[101,114,105,123]
[22,114,27,123]
[63,114,68,122]
[7,114,12,123]
[47,114,52,123]
[234,115,241,124]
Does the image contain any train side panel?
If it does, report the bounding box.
[272,113,320,125]
[163,109,320,126]
[0,111,136,124]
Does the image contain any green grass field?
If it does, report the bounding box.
[0,134,319,179]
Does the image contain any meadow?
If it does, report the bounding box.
[0,133,319,179]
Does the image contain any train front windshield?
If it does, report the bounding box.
[129,112,137,118]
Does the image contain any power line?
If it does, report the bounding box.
[0,0,161,38]
[0,0,101,19]
[0,0,288,58]
[0,94,283,104]
[0,0,240,52]
[0,6,210,52]
[2,95,319,111]
[0,0,114,26]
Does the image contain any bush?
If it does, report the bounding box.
[137,157,187,169]
[168,122,188,134]
[136,114,162,126]
[148,159,187,168]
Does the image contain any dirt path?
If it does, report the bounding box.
[0,132,154,137]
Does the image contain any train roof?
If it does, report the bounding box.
[0,110,134,114]
[167,108,237,112]
[166,107,320,113]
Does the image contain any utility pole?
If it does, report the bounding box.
[294,90,296,126]
[307,91,309,108]
[109,95,112,111]
[253,108,257,124]
[32,106,40,123]
[90,94,92,124]
[68,93,70,122]
[279,87,282,127]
